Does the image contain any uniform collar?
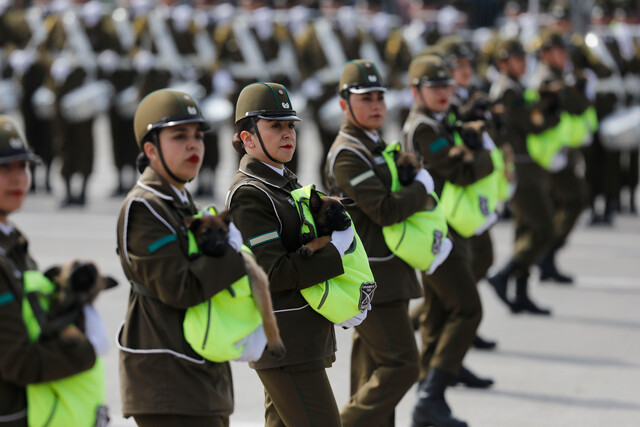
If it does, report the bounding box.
[136,167,197,212]
[340,120,386,153]
[239,155,300,191]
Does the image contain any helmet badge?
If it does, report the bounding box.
[368,75,378,82]
[187,106,197,115]
[282,102,290,109]
[9,138,22,149]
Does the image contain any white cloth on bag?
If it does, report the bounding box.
[330,226,355,258]
[234,325,267,362]
[337,304,370,329]
[426,237,453,275]
[414,169,435,195]
[227,222,243,253]
[82,305,110,356]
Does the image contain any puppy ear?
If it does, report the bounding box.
[219,209,231,225]
[43,266,62,283]
[185,217,202,232]
[102,276,119,290]
[309,189,322,212]
[340,197,355,207]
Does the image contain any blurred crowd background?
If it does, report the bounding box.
[0,0,638,224]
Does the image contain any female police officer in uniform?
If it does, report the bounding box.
[0,116,99,426]
[323,60,436,427]
[226,82,357,427]
[116,89,248,427]
[403,56,496,427]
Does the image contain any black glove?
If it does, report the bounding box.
[460,125,483,151]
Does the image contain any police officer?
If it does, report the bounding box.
[227,82,355,427]
[324,59,433,427]
[487,38,556,314]
[0,115,102,426]
[529,30,591,283]
[403,55,494,427]
[116,89,248,426]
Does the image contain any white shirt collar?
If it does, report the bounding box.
[456,86,469,100]
[170,184,190,204]
[260,161,285,176]
[434,112,446,122]
[363,129,379,143]
[0,221,15,236]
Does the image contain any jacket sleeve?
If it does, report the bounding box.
[503,88,560,136]
[229,186,344,292]
[331,148,430,227]
[120,199,247,309]
[412,122,494,187]
[0,266,96,386]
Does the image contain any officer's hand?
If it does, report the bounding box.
[83,305,110,356]
[235,326,267,362]
[414,169,435,195]
[228,222,243,253]
[337,305,370,329]
[331,226,355,258]
[60,324,84,342]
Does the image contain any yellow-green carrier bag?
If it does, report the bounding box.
[21,271,106,427]
[440,130,500,238]
[291,185,377,324]
[183,206,264,362]
[380,142,449,271]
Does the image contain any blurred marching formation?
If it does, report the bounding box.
[0,0,638,219]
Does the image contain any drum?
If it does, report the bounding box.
[201,94,233,126]
[168,80,206,100]
[32,86,56,120]
[318,95,343,133]
[599,106,640,150]
[0,80,20,113]
[114,85,139,119]
[60,80,114,122]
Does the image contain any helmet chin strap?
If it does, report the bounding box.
[252,117,284,165]
[151,132,191,184]
[344,93,368,131]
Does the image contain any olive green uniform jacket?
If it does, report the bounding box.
[324,120,428,302]
[227,155,344,371]
[0,227,96,426]
[116,167,247,417]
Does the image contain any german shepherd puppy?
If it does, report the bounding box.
[39,261,118,338]
[184,210,286,359]
[297,189,352,257]
[395,150,422,187]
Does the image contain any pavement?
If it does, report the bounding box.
[11,115,640,426]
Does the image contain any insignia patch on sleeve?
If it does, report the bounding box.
[147,234,178,253]
[429,137,448,153]
[248,230,280,248]
[349,170,375,187]
[0,291,15,307]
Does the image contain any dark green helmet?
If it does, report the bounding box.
[339,59,386,98]
[0,115,40,165]
[437,35,474,62]
[408,55,454,87]
[133,89,210,148]
[235,82,301,123]
[494,38,526,61]
[538,29,566,51]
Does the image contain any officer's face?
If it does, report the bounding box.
[147,123,205,188]
[242,120,297,168]
[340,91,387,132]
[451,58,473,88]
[0,160,30,223]
[415,84,454,113]
[503,54,526,78]
[544,46,568,71]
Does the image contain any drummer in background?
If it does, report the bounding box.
[39,0,97,207]
[81,0,139,197]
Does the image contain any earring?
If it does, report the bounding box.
[248,143,255,149]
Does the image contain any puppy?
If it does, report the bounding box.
[184,210,286,359]
[395,150,422,187]
[297,189,352,257]
[40,260,118,338]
